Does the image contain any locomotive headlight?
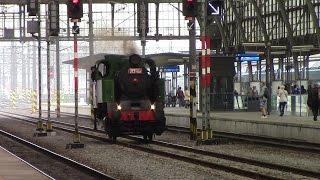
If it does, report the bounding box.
[117,104,122,111]
[150,104,155,110]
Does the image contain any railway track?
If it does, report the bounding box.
[0,111,319,179]
[3,103,320,153]
[165,125,320,153]
[54,110,320,154]
[0,128,115,180]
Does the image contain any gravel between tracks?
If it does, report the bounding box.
[0,113,245,180]
[1,108,320,179]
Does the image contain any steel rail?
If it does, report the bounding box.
[165,125,320,153]
[0,124,115,179]
[0,111,318,179]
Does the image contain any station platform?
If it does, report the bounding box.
[0,146,51,180]
[37,103,320,145]
[165,107,320,144]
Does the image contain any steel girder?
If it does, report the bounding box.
[0,35,193,42]
[0,0,180,5]
[250,0,269,43]
[276,0,294,44]
[227,0,247,42]
[215,17,230,53]
[226,0,254,82]
[305,0,320,46]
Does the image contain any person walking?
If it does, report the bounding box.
[307,83,320,121]
[278,85,288,116]
[260,82,269,119]
[276,86,281,111]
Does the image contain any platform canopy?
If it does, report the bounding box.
[63,52,188,70]
[2,0,180,4]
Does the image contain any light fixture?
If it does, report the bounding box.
[242,42,265,47]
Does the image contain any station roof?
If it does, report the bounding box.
[3,0,180,4]
[63,52,188,70]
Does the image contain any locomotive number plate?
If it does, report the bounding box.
[128,68,143,74]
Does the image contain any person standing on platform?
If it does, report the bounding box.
[307,83,320,121]
[252,86,259,97]
[278,85,288,116]
[260,82,269,119]
[184,86,190,108]
[176,87,185,107]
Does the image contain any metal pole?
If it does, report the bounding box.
[266,42,271,115]
[299,49,301,117]
[46,45,50,107]
[0,50,2,93]
[21,44,26,93]
[27,45,30,91]
[67,20,83,148]
[200,0,207,141]
[56,36,60,119]
[206,36,211,139]
[88,0,96,129]
[37,7,43,131]
[189,17,197,140]
[140,1,146,58]
[74,21,79,136]
[0,51,1,93]
[46,39,53,131]
[200,0,207,140]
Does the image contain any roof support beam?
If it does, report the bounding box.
[277,0,299,81]
[227,0,247,42]
[250,0,269,43]
[228,24,236,47]
[215,17,230,52]
[276,0,294,44]
[227,0,252,81]
[305,0,320,46]
[1,0,182,4]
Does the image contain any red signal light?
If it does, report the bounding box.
[73,0,79,4]
[187,0,193,2]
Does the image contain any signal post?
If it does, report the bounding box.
[183,0,227,144]
[27,0,47,137]
[66,0,84,149]
[183,0,198,140]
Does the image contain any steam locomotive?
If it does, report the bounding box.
[92,54,166,142]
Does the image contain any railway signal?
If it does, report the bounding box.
[48,1,59,36]
[182,0,198,17]
[27,0,39,16]
[67,0,83,20]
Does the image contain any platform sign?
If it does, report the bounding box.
[236,53,260,62]
[207,0,223,16]
[161,65,180,72]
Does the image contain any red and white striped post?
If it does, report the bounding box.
[205,36,212,139]
[200,36,207,140]
[73,21,80,143]
[201,35,212,141]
